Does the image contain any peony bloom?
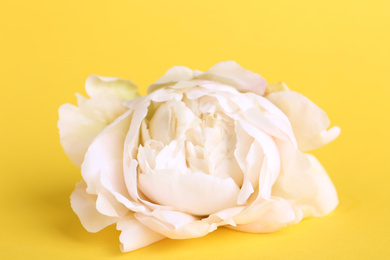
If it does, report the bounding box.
[58,61,340,252]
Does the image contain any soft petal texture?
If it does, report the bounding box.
[266,90,340,151]
[197,61,267,95]
[148,66,195,93]
[61,64,339,253]
[117,215,165,252]
[135,212,215,239]
[81,111,145,215]
[230,198,301,233]
[296,154,339,217]
[86,75,139,102]
[271,140,316,201]
[272,140,338,217]
[138,171,240,216]
[58,76,140,167]
[147,61,267,95]
[70,181,118,232]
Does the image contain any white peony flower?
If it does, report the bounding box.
[58,61,340,252]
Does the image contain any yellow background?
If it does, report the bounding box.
[1,0,389,259]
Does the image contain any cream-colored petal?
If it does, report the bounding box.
[135,212,215,239]
[86,75,139,101]
[80,111,144,215]
[296,154,338,217]
[58,103,107,167]
[154,140,187,174]
[196,61,267,95]
[235,122,265,204]
[148,101,173,145]
[81,111,130,192]
[138,171,240,216]
[206,206,245,227]
[238,121,280,200]
[266,90,340,151]
[149,100,199,145]
[272,140,316,201]
[148,209,201,230]
[117,215,165,252]
[148,66,195,93]
[58,76,139,167]
[230,198,301,233]
[122,96,151,201]
[185,142,209,173]
[240,96,295,143]
[70,181,119,232]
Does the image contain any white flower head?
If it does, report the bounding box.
[59,61,339,252]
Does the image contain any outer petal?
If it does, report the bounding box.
[135,211,215,239]
[272,140,338,217]
[266,90,340,151]
[196,61,267,95]
[296,154,338,217]
[81,111,145,216]
[85,75,139,101]
[271,140,316,201]
[58,76,140,167]
[229,198,302,233]
[117,215,165,252]
[70,181,118,232]
[147,66,195,94]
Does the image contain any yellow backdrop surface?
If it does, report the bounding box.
[1,0,389,259]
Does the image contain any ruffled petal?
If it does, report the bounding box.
[148,66,195,93]
[266,90,340,151]
[58,103,107,167]
[272,140,338,216]
[58,76,139,167]
[85,75,139,101]
[271,140,316,201]
[81,111,144,215]
[117,215,165,252]
[229,198,302,233]
[295,154,338,217]
[70,181,118,232]
[135,211,215,239]
[138,171,240,216]
[238,121,280,200]
[196,61,267,95]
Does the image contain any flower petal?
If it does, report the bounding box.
[138,171,240,216]
[238,121,280,200]
[272,140,316,201]
[81,111,145,215]
[116,215,165,252]
[85,75,139,101]
[148,66,195,93]
[196,61,267,95]
[135,212,215,239]
[295,154,339,217]
[230,198,301,233]
[266,90,340,151]
[70,181,118,232]
[58,76,139,167]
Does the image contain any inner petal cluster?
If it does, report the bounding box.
[125,85,285,217]
[135,95,246,215]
